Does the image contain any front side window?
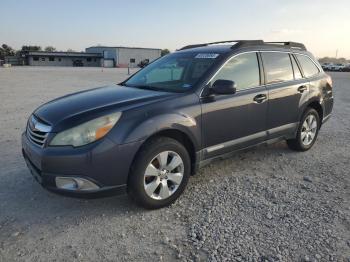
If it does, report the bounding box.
[296,55,320,78]
[124,53,219,92]
[261,52,293,84]
[211,52,260,90]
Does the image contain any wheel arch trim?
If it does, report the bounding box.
[303,98,324,123]
[121,113,200,150]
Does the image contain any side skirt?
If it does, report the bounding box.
[194,136,286,173]
[322,113,332,125]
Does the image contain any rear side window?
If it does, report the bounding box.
[211,52,260,90]
[261,52,293,84]
[291,56,303,79]
[296,55,320,78]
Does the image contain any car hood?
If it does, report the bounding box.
[33,85,175,130]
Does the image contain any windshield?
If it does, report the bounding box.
[124,52,220,92]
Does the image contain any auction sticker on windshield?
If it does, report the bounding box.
[195,53,219,59]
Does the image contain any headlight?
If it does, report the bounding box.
[50,112,121,147]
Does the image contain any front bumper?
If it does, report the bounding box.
[22,132,143,198]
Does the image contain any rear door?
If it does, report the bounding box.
[261,51,309,139]
[294,54,333,117]
[201,52,268,159]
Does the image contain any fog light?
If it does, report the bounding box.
[55,177,100,191]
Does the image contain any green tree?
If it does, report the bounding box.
[21,45,41,51]
[161,49,170,56]
[0,44,16,59]
[0,47,4,60]
[44,46,56,52]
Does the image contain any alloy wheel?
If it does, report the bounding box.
[143,151,184,200]
[301,114,318,146]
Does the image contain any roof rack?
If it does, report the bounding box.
[178,40,306,51]
[265,41,306,50]
[179,40,264,50]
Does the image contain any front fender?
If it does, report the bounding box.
[123,113,201,150]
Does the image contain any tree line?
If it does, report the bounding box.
[318,57,349,64]
[1,44,348,62]
[0,44,77,60]
[1,43,171,60]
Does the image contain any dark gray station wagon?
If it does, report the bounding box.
[22,40,334,209]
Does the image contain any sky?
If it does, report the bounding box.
[1,0,350,58]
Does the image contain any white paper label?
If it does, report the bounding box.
[195,53,219,59]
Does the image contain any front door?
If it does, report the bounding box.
[201,52,268,159]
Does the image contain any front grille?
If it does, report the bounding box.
[27,127,47,146]
[26,115,51,147]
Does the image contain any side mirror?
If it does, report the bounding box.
[212,80,237,95]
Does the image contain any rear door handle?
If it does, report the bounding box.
[253,94,267,103]
[298,85,308,93]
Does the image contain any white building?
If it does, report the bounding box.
[26,51,102,67]
[85,46,161,68]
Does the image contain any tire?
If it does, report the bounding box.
[127,137,191,209]
[287,108,320,151]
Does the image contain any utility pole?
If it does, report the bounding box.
[335,49,338,59]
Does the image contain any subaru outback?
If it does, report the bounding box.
[22,40,334,209]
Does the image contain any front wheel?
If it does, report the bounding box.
[128,137,191,209]
[287,108,320,151]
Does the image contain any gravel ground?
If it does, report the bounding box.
[0,67,349,262]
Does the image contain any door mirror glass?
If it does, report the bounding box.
[212,79,237,95]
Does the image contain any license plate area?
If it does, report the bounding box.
[24,156,43,184]
[23,136,42,170]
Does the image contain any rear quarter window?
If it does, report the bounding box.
[296,55,320,78]
[291,56,303,80]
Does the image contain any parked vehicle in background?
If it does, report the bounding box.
[73,60,84,67]
[342,63,350,72]
[321,62,333,71]
[330,63,345,71]
[138,59,150,68]
[22,40,334,209]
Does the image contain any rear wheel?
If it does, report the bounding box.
[287,108,320,151]
[128,137,191,209]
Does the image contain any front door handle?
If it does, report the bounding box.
[253,94,267,103]
[298,85,308,93]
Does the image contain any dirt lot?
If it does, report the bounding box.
[0,67,349,261]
